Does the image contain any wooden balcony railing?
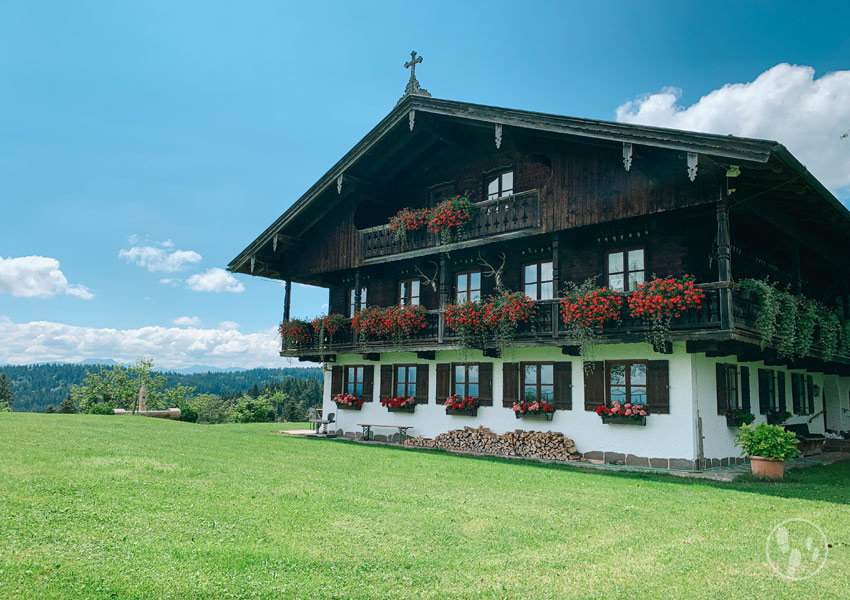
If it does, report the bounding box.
[358,190,541,262]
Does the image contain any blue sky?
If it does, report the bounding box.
[1,1,848,368]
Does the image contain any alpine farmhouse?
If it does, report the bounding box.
[229,63,850,468]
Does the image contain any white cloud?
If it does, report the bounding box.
[615,63,850,193]
[0,317,294,369]
[218,320,240,330]
[172,316,201,327]
[186,268,245,293]
[159,278,180,286]
[0,256,93,299]
[119,238,202,273]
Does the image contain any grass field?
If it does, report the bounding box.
[1,413,848,599]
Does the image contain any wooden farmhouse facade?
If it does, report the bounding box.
[229,80,850,468]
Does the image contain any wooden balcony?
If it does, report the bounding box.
[358,190,541,263]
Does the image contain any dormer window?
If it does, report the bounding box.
[486,171,514,200]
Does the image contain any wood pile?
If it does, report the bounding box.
[403,426,581,461]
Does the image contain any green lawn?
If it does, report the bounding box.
[1,413,848,599]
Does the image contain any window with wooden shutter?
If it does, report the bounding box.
[502,362,519,407]
[415,364,429,404]
[777,372,787,412]
[716,364,737,414]
[436,363,450,401]
[791,373,803,414]
[331,366,343,397]
[362,365,374,401]
[807,375,815,414]
[521,363,554,405]
[393,365,417,398]
[553,362,572,410]
[584,361,605,411]
[379,365,393,399]
[758,369,771,414]
[606,361,649,408]
[740,366,751,413]
[646,360,669,414]
[478,363,493,406]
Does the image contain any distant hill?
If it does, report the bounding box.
[0,363,323,413]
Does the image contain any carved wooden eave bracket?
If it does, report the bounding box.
[687,152,699,181]
[495,123,503,149]
[409,109,415,131]
[623,142,633,172]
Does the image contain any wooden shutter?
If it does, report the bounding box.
[740,366,751,413]
[807,375,815,414]
[553,362,572,410]
[502,362,519,407]
[362,365,374,401]
[436,363,451,401]
[777,371,786,412]
[415,364,429,404]
[646,360,669,414]
[791,373,802,414]
[379,364,393,399]
[331,366,343,397]
[758,369,770,414]
[478,363,493,406]
[716,364,729,415]
[583,361,605,411]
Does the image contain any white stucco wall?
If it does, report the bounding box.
[324,342,698,461]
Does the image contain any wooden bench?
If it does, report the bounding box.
[357,423,414,443]
[784,423,825,454]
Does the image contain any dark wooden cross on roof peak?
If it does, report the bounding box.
[399,50,431,103]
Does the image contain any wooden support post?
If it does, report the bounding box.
[353,270,362,344]
[716,197,733,331]
[283,279,292,322]
[552,234,560,339]
[438,253,448,344]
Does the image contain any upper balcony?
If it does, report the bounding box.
[358,190,541,263]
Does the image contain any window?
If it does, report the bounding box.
[791,373,813,415]
[453,364,479,398]
[348,286,367,318]
[395,365,417,398]
[607,249,645,292]
[346,366,366,396]
[486,171,514,200]
[522,363,554,403]
[456,271,482,303]
[523,261,554,301]
[607,361,648,406]
[758,369,778,413]
[398,279,420,306]
[716,363,739,413]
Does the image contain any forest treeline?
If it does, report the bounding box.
[0,363,323,414]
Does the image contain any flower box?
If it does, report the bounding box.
[446,407,478,417]
[515,411,554,421]
[336,403,362,411]
[601,415,646,426]
[387,404,415,413]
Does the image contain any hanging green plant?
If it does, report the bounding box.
[560,278,623,361]
[428,194,475,244]
[387,207,429,247]
[627,274,705,352]
[795,300,818,359]
[740,279,779,349]
[819,311,840,362]
[775,292,798,359]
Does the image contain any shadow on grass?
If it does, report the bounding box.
[313,436,850,505]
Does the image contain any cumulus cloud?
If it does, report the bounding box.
[186,268,245,293]
[218,320,240,330]
[159,278,180,286]
[0,256,93,299]
[119,238,202,273]
[0,317,294,369]
[615,63,850,194]
[172,316,201,327]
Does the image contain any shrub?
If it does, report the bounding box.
[736,423,801,461]
[87,403,114,415]
[194,394,234,424]
[233,396,275,423]
[178,405,199,423]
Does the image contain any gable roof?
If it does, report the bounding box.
[228,94,848,275]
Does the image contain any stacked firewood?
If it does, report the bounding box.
[403,426,581,461]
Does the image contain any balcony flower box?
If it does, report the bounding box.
[601,415,646,426]
[513,400,555,421]
[444,395,479,416]
[382,396,416,413]
[388,404,416,413]
[334,393,363,410]
[596,402,647,426]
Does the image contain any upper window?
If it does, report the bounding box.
[395,365,417,398]
[453,364,479,398]
[607,249,645,292]
[398,279,420,306]
[456,271,482,303]
[607,361,647,406]
[348,286,367,318]
[522,363,554,403]
[346,366,366,396]
[486,171,514,200]
[523,261,554,301]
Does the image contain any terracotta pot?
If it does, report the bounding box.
[749,456,785,479]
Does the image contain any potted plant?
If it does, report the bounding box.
[444,395,479,416]
[725,409,755,428]
[735,423,801,479]
[765,409,792,426]
[381,396,416,413]
[333,393,364,410]
[595,402,647,426]
[512,400,555,420]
